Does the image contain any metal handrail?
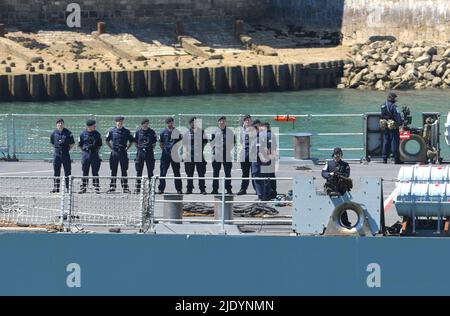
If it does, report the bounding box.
[0,112,367,160]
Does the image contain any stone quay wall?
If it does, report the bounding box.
[269,0,450,45]
[0,0,269,26]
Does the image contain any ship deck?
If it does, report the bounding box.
[0,159,404,235]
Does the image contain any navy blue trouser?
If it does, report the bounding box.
[53,154,71,189]
[159,156,182,192]
[212,161,232,191]
[382,129,400,161]
[81,151,101,188]
[184,162,207,191]
[251,162,273,201]
[240,161,252,192]
[109,150,129,189]
[135,150,155,190]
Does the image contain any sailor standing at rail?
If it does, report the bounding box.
[134,118,157,194]
[158,117,183,194]
[50,118,75,193]
[381,92,403,164]
[252,121,276,201]
[264,122,278,199]
[210,116,236,195]
[183,117,208,195]
[106,116,134,193]
[237,114,253,196]
[78,119,102,194]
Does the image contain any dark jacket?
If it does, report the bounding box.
[381,101,402,125]
[321,159,350,180]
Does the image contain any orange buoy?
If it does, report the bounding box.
[273,115,296,122]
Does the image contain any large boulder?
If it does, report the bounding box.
[375,79,386,90]
[410,47,425,58]
[395,56,407,65]
[423,72,436,81]
[398,46,410,54]
[428,61,440,73]
[424,46,437,55]
[415,55,431,65]
[349,68,369,88]
[432,55,444,62]
[432,77,442,86]
[443,48,450,58]
[436,62,447,77]
[372,63,390,77]
[402,68,419,81]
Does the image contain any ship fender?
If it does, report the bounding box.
[325,201,372,236]
[399,134,428,162]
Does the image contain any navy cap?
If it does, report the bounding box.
[166,117,174,124]
[243,114,251,121]
[332,147,343,157]
[252,119,261,126]
[189,116,197,124]
[387,92,397,101]
[56,118,64,124]
[141,118,149,125]
[218,116,226,122]
[86,119,96,126]
[115,116,125,122]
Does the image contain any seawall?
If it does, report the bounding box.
[0,62,343,101]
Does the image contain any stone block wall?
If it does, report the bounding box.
[0,0,269,26]
[269,0,450,44]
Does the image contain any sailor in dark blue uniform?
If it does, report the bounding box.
[237,114,253,196]
[252,122,277,201]
[210,116,235,195]
[105,116,134,193]
[158,117,183,194]
[322,147,352,226]
[183,117,208,195]
[78,119,103,193]
[50,118,75,193]
[321,147,351,195]
[381,92,403,164]
[134,118,157,194]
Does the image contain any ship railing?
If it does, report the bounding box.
[178,113,365,160]
[0,114,173,160]
[147,175,294,234]
[0,175,295,232]
[0,176,149,230]
[0,112,365,160]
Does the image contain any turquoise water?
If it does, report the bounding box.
[1,89,449,160]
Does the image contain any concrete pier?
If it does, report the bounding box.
[0,62,343,101]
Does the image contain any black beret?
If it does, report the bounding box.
[115,116,125,122]
[56,118,64,124]
[86,119,96,126]
[218,116,226,122]
[166,117,174,124]
[189,116,197,124]
[141,118,149,125]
